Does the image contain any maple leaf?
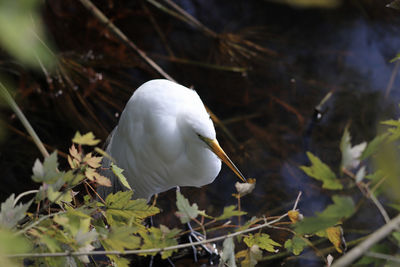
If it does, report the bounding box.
[72,131,100,146]
[175,190,201,224]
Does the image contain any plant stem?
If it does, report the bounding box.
[0,82,49,158]
[8,213,288,258]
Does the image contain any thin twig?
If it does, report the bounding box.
[292,191,302,210]
[343,168,390,224]
[8,213,288,258]
[161,0,217,38]
[331,213,400,267]
[369,192,390,224]
[0,82,49,158]
[15,211,67,236]
[13,190,39,207]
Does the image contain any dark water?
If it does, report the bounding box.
[1,0,400,266]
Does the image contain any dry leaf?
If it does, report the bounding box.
[288,210,303,223]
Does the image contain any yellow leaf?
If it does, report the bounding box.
[67,155,80,169]
[69,144,81,161]
[288,210,303,223]
[72,132,101,146]
[85,168,111,187]
[83,153,102,168]
[326,226,346,253]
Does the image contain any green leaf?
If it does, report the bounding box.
[381,119,400,142]
[215,205,247,221]
[360,133,389,160]
[220,237,236,267]
[62,170,85,186]
[340,126,366,170]
[365,170,385,182]
[105,191,159,226]
[40,235,62,253]
[295,196,355,234]
[175,190,201,224]
[139,226,179,259]
[72,131,100,146]
[388,203,400,211]
[392,231,400,245]
[0,194,32,229]
[236,245,262,267]
[0,229,32,254]
[243,233,281,252]
[102,226,141,251]
[320,195,355,219]
[32,151,63,184]
[47,187,72,204]
[300,152,342,190]
[111,163,132,190]
[284,235,308,255]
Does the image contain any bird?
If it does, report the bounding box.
[98,79,246,201]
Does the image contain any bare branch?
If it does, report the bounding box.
[8,213,288,258]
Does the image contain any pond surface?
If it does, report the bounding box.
[1,0,400,266]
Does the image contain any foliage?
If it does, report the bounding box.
[300,151,343,190]
[295,196,355,234]
[284,235,308,255]
[2,101,400,266]
[175,190,203,224]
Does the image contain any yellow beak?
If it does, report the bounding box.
[199,135,247,183]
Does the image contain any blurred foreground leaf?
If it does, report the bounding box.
[295,195,355,234]
[360,133,389,160]
[32,151,62,184]
[0,0,55,68]
[0,229,31,266]
[300,152,342,190]
[381,119,400,142]
[0,194,32,229]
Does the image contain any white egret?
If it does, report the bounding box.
[98,79,246,201]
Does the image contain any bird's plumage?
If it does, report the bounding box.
[98,79,222,200]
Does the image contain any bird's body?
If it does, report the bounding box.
[98,79,245,201]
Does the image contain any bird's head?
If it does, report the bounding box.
[178,92,246,183]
